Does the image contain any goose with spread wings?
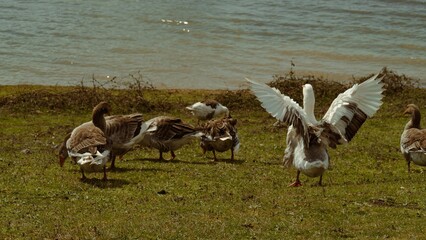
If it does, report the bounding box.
[247,72,384,186]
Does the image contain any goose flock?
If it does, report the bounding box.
[58,70,425,186]
[59,99,238,180]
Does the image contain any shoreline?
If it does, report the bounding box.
[1,68,422,91]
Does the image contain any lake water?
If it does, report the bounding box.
[0,0,425,89]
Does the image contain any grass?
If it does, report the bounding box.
[1,69,426,239]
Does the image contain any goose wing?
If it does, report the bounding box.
[150,116,198,141]
[67,123,107,153]
[247,78,311,143]
[321,73,384,144]
[401,129,426,153]
[105,114,143,145]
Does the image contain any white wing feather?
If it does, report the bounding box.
[247,78,312,141]
[322,73,384,141]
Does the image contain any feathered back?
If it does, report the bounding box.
[66,122,107,154]
[148,116,201,140]
[105,113,144,144]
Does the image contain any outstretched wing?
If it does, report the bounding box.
[322,73,384,143]
[247,78,311,144]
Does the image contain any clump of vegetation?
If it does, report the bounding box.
[270,64,420,97]
[353,67,419,95]
[215,89,258,113]
[0,67,421,116]
[0,72,155,114]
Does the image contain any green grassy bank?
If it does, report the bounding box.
[1,69,426,239]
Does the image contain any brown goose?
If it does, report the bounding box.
[59,113,145,169]
[186,99,229,124]
[139,116,204,160]
[200,116,240,161]
[103,113,145,168]
[400,104,426,172]
[66,101,111,180]
[247,72,384,186]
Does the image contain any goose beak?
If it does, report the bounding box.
[403,108,410,115]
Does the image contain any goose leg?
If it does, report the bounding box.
[80,169,86,180]
[318,174,323,186]
[230,149,234,161]
[159,151,164,161]
[102,166,107,181]
[407,160,411,173]
[404,154,411,173]
[109,153,116,170]
[170,151,176,161]
[289,170,302,187]
[212,150,217,161]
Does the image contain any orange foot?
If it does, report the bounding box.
[289,180,302,187]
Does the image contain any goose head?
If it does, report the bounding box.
[404,104,421,129]
[58,145,68,167]
[404,104,420,115]
[93,101,111,116]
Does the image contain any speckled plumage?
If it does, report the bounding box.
[200,116,240,161]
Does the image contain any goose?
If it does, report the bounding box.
[186,99,229,124]
[65,101,112,180]
[139,116,204,160]
[200,116,240,161]
[59,113,145,170]
[247,72,384,186]
[103,113,145,169]
[400,104,426,172]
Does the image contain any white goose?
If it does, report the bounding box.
[186,99,229,124]
[400,104,426,172]
[247,72,384,186]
